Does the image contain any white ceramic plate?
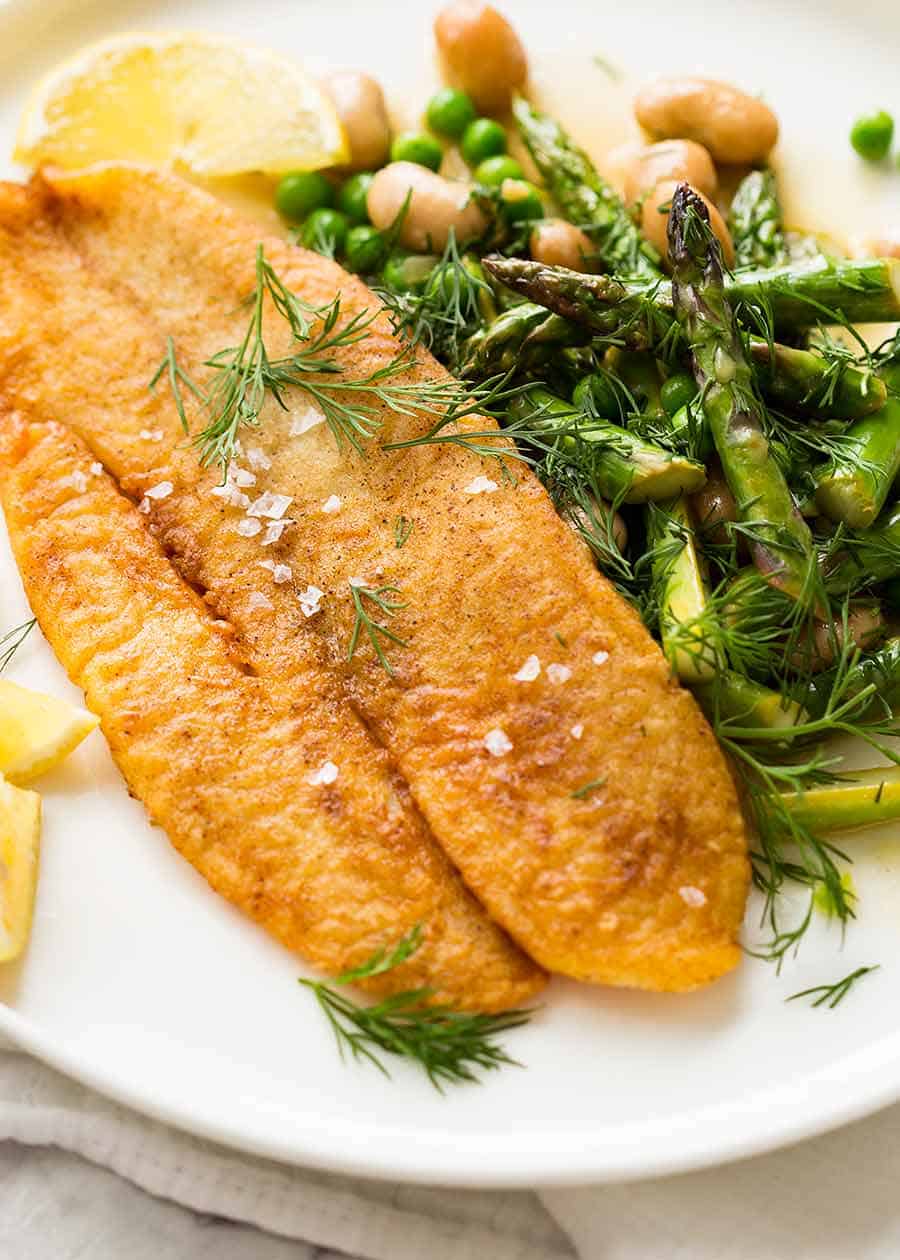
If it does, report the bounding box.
[3,0,900,1189]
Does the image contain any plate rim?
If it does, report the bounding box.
[5,1002,900,1186]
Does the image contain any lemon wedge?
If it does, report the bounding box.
[0,776,41,962]
[15,32,348,176]
[0,678,99,785]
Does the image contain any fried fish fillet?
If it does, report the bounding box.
[0,414,543,1008]
[0,169,750,991]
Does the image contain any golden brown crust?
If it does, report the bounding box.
[0,169,750,991]
[0,414,543,1008]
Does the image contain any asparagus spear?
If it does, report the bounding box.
[506,386,706,503]
[728,169,787,269]
[647,496,720,681]
[668,183,817,604]
[483,257,890,420]
[748,339,885,421]
[511,97,662,280]
[823,502,900,590]
[484,254,900,340]
[693,670,807,731]
[781,766,900,832]
[459,302,588,378]
[813,362,900,529]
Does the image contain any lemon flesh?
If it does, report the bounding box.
[0,678,99,785]
[0,776,41,962]
[15,33,348,176]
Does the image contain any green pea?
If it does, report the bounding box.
[500,178,544,223]
[382,250,439,293]
[275,171,334,222]
[337,172,374,223]
[460,117,507,165]
[344,225,386,274]
[660,372,697,418]
[572,373,620,420]
[300,208,349,257]
[390,131,444,170]
[425,87,476,139]
[473,155,524,186]
[850,110,894,161]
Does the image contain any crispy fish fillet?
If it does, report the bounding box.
[0,169,750,991]
[0,414,543,1008]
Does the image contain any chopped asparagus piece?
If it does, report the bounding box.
[814,363,900,529]
[647,496,719,681]
[668,183,817,604]
[781,766,900,833]
[728,169,787,269]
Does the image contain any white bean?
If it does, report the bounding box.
[321,70,391,172]
[635,77,778,165]
[367,162,488,253]
[434,1,527,114]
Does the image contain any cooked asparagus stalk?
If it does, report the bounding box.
[748,339,886,421]
[506,386,706,503]
[484,254,900,340]
[693,670,807,731]
[813,362,900,529]
[647,496,719,681]
[511,98,662,280]
[668,183,817,604]
[728,169,787,269]
[459,302,588,378]
[823,502,900,591]
[781,766,900,833]
[483,257,889,420]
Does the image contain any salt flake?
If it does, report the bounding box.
[290,404,325,437]
[139,428,164,442]
[592,650,609,666]
[464,475,498,495]
[298,584,325,618]
[570,723,584,740]
[679,885,707,908]
[89,462,103,476]
[262,520,290,546]
[321,494,342,514]
[308,760,339,786]
[231,466,256,488]
[236,518,263,537]
[145,481,173,501]
[247,491,293,520]
[547,663,573,685]
[248,591,274,612]
[513,654,541,683]
[62,470,88,493]
[483,727,512,757]
[246,446,272,471]
[260,560,292,584]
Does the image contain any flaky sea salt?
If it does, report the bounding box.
[248,591,274,612]
[679,885,707,908]
[245,446,272,472]
[262,520,290,546]
[139,428,164,442]
[89,462,103,476]
[547,663,573,685]
[570,723,584,740]
[290,404,325,437]
[464,475,498,495]
[321,494,342,514]
[483,728,512,757]
[308,760,339,786]
[145,481,173,500]
[298,584,325,618]
[138,497,151,514]
[211,484,251,509]
[592,650,609,666]
[247,491,293,520]
[347,575,367,588]
[513,654,541,682]
[236,518,263,537]
[260,560,292,584]
[62,470,88,493]
[231,467,256,488]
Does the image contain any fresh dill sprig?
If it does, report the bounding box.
[347,581,409,677]
[394,515,413,548]
[571,776,607,800]
[299,924,534,1089]
[0,617,36,673]
[148,335,206,434]
[787,964,879,1009]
